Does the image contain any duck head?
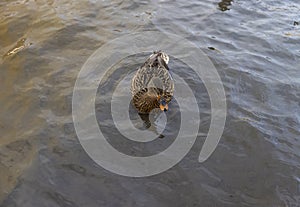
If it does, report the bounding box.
[157,96,169,112]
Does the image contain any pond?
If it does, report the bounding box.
[0,0,299,206]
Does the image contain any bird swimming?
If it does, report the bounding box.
[131,51,174,114]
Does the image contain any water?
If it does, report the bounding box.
[0,0,300,206]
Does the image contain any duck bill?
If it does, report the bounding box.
[160,103,168,112]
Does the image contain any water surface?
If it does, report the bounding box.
[0,0,300,206]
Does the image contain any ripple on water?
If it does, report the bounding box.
[1,0,300,206]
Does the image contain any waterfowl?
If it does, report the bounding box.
[131,51,174,114]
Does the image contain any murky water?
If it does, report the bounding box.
[1,0,300,206]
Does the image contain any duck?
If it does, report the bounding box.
[131,51,174,114]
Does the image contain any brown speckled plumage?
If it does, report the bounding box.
[131,51,174,114]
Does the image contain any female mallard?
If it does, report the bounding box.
[131,51,174,114]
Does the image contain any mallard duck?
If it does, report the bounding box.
[131,51,174,114]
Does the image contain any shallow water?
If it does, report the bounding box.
[0,0,300,206]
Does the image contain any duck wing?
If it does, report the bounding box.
[131,63,174,96]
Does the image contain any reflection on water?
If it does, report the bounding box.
[1,0,300,206]
[3,38,31,59]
